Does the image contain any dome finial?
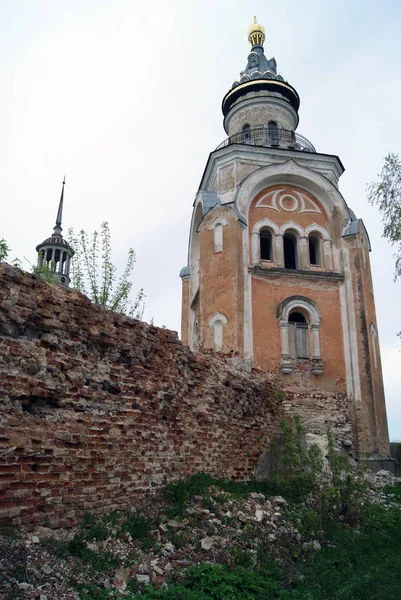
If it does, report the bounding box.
[248,16,265,47]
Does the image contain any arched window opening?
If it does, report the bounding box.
[284,232,298,269]
[214,223,223,253]
[242,124,251,143]
[288,311,309,359]
[213,320,223,351]
[208,312,228,352]
[260,229,273,261]
[309,234,322,266]
[268,121,279,145]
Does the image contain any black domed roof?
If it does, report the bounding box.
[36,233,73,252]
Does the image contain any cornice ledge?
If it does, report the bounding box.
[249,266,344,281]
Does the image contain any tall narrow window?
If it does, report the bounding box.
[214,223,223,252]
[288,312,309,359]
[242,124,251,143]
[309,234,322,266]
[284,232,298,269]
[268,121,278,145]
[260,229,273,260]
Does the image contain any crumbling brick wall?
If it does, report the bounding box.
[0,264,282,527]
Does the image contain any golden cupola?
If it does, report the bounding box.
[248,16,265,47]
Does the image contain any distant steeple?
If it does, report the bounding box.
[35,177,74,287]
[53,176,65,236]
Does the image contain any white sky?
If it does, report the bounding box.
[1,0,400,439]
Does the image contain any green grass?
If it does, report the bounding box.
[384,483,401,503]
[287,503,401,599]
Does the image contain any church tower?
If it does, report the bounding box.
[180,19,391,461]
[36,178,74,286]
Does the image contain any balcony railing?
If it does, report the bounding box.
[216,127,316,153]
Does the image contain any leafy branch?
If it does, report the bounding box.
[67,222,144,319]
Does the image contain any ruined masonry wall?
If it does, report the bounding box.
[0,264,281,527]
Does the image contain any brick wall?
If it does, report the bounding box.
[0,264,281,527]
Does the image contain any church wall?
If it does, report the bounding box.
[251,275,347,391]
[198,213,244,353]
[346,238,390,455]
[0,264,281,527]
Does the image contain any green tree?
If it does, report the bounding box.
[0,238,10,262]
[367,152,401,280]
[68,222,145,319]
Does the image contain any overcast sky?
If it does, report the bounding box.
[1,0,400,440]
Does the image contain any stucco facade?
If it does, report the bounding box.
[180,20,390,460]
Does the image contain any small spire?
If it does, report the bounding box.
[54,176,65,235]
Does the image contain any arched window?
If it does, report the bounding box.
[242,124,251,143]
[288,311,309,359]
[277,296,323,375]
[208,312,228,352]
[309,234,322,266]
[268,121,278,145]
[209,217,228,253]
[260,229,273,261]
[284,232,298,269]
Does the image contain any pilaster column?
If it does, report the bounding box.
[65,254,71,277]
[280,320,292,373]
[251,232,259,265]
[323,240,333,271]
[275,234,284,268]
[310,323,324,374]
[299,236,309,269]
[311,324,321,359]
[59,251,65,274]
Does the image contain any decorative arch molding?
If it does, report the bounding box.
[305,223,331,241]
[277,295,321,325]
[208,312,228,327]
[234,159,349,223]
[251,217,280,236]
[279,220,305,237]
[208,216,229,230]
[277,296,323,374]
